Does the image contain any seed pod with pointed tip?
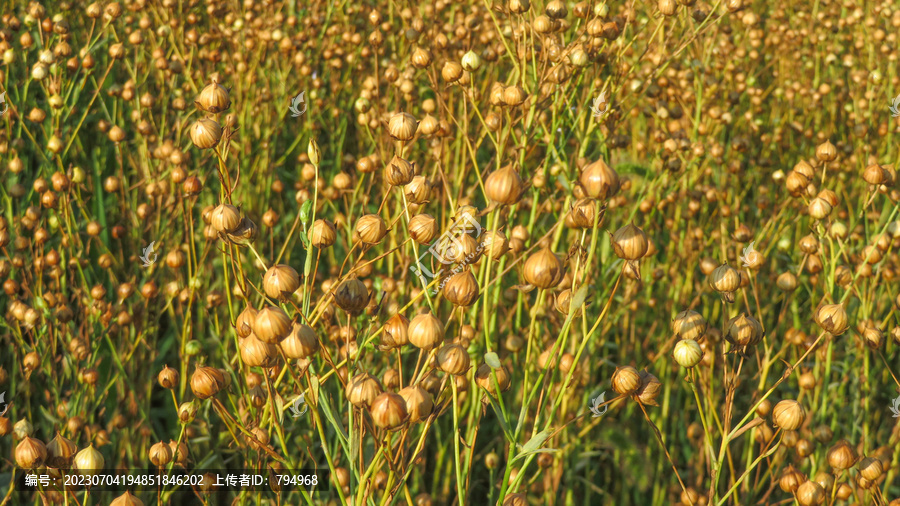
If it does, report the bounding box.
[110,491,144,506]
[74,443,105,473]
[46,433,77,468]
[409,214,439,244]
[356,214,387,244]
[408,312,444,350]
[190,366,227,399]
[634,371,661,405]
[346,373,382,407]
[236,306,257,338]
[149,441,173,467]
[240,334,278,367]
[253,306,291,343]
[388,113,417,141]
[405,176,430,204]
[280,322,319,359]
[190,117,223,149]
[485,165,524,205]
[773,399,805,431]
[523,247,565,289]
[709,264,740,302]
[309,219,337,248]
[443,271,479,306]
[475,363,511,394]
[263,264,300,299]
[826,440,857,470]
[580,159,620,199]
[384,155,416,186]
[814,303,848,335]
[158,365,179,389]
[370,392,408,429]
[815,140,837,162]
[858,456,884,481]
[436,344,470,375]
[382,314,410,349]
[673,339,702,368]
[796,480,824,506]
[672,310,707,340]
[611,223,649,260]
[399,385,433,423]
[211,204,241,234]
[196,81,231,113]
[334,278,369,315]
[725,313,764,348]
[565,198,600,228]
[611,366,641,395]
[15,436,47,469]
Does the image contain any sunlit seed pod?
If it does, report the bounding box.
[672,339,702,368]
[236,307,257,338]
[611,366,641,395]
[480,230,509,260]
[346,373,382,407]
[776,272,798,291]
[555,289,583,316]
[263,264,300,299]
[863,164,888,185]
[815,140,837,162]
[808,197,832,220]
[611,223,649,260]
[74,444,105,474]
[355,214,387,244]
[189,117,223,149]
[725,313,764,348]
[708,264,740,302]
[672,310,707,340]
[796,480,824,506]
[157,365,179,389]
[443,271,479,307]
[409,214,439,244]
[858,456,884,481]
[634,371,661,405]
[435,344,471,375]
[309,219,336,248]
[461,50,482,72]
[508,0,530,13]
[779,466,805,493]
[16,437,47,469]
[502,85,527,106]
[814,303,848,335]
[523,247,565,289]
[384,155,416,187]
[399,386,433,423]
[190,366,226,399]
[149,441,172,468]
[253,306,292,344]
[503,494,527,506]
[485,165,524,205]
[240,334,278,367]
[772,399,805,431]
[827,440,858,470]
[369,392,408,429]
[46,433,77,469]
[862,326,883,349]
[196,80,230,113]
[408,312,444,350]
[334,278,369,315]
[417,115,440,136]
[382,314,410,349]
[474,363,511,394]
[280,323,319,359]
[388,112,417,141]
[579,158,620,199]
[565,198,600,228]
[404,176,430,204]
[210,204,241,234]
[799,372,817,390]
[442,61,464,83]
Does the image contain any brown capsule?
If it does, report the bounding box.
[480,230,509,260]
[189,117,223,149]
[772,399,805,431]
[474,363,511,394]
[858,456,884,481]
[334,278,369,315]
[309,219,337,248]
[384,155,416,187]
[409,214,439,244]
[195,80,231,113]
[16,437,47,469]
[346,373,382,407]
[398,385,433,423]
[210,204,241,234]
[263,264,301,300]
[280,322,319,359]
[253,306,292,343]
[634,371,661,406]
[826,440,857,470]
[815,140,837,162]
[709,264,740,302]
[611,223,649,260]
[441,61,463,83]
[779,465,805,493]
[484,165,524,205]
[579,158,620,200]
[236,306,257,338]
[355,214,387,244]
[442,271,479,307]
[388,112,417,141]
[149,441,173,467]
[523,247,565,289]
[435,344,470,375]
[46,433,77,469]
[158,365,179,389]
[672,310,707,340]
[725,313,764,348]
[408,312,444,350]
[190,366,227,399]
[565,198,600,228]
[796,480,824,506]
[611,366,641,395]
[814,303,848,335]
[382,314,410,349]
[240,334,278,367]
[370,392,408,429]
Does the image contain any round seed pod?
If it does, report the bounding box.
[503,494,527,506]
[779,466,805,493]
[236,307,257,338]
[388,113,417,141]
[565,198,600,228]
[370,392,408,429]
[634,371,661,406]
[796,480,824,506]
[808,197,832,220]
[210,204,241,234]
[502,85,527,106]
[157,365,179,389]
[16,437,47,469]
[196,81,230,113]
[74,444,105,473]
[672,310,707,340]
[776,272,798,291]
[441,61,463,82]
[709,264,740,302]
[263,264,300,299]
[611,223,649,260]
[253,306,292,343]
[862,326,883,349]
[555,289,583,316]
[46,433,77,468]
[404,176,430,204]
[280,322,319,359]
[409,214,439,244]
[815,140,837,162]
[580,158,620,199]
[773,399,805,431]
[481,230,509,260]
[814,303,848,335]
[346,373,382,407]
[523,247,565,289]
[384,155,416,187]
[381,314,410,349]
[858,456,884,481]
[334,278,369,315]
[240,334,278,367]
[461,50,481,71]
[399,386,433,423]
[442,271,479,307]
[309,219,337,248]
[725,313,764,348]
[190,366,227,399]
[110,492,144,506]
[672,339,702,368]
[408,312,444,350]
[611,366,641,395]
[485,165,524,205]
[189,117,223,149]
[436,344,470,375]
[355,214,387,244]
[149,441,173,467]
[474,363,511,394]
[826,440,857,470]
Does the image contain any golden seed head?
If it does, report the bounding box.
[409,214,439,244]
[157,365,179,390]
[189,117,223,149]
[355,214,387,244]
[370,392,408,429]
[565,198,600,229]
[779,466,805,493]
[399,385,434,423]
[388,112,417,141]
[815,140,837,162]
[263,264,301,300]
[190,366,226,399]
[110,491,145,506]
[346,373,383,407]
[611,366,641,395]
[772,399,805,431]
[384,155,416,186]
[579,158,620,200]
[611,223,649,260]
[484,165,524,205]
[236,306,258,338]
[15,436,47,469]
[858,456,884,481]
[441,61,463,82]
[408,312,444,350]
[826,440,858,470]
[280,322,319,359]
[672,310,707,341]
[309,219,337,248]
[334,278,369,315]
[382,314,410,349]
[480,230,510,260]
[435,344,471,375]
[210,204,242,234]
[474,363,511,394]
[149,441,173,467]
[239,334,278,367]
[523,247,565,289]
[634,371,661,406]
[196,81,231,113]
[814,303,848,335]
[253,305,292,343]
[724,313,764,348]
[709,264,740,301]
[74,443,105,473]
[795,480,824,506]
[442,270,480,307]
[46,432,77,468]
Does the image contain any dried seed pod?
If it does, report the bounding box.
[409,214,439,244]
[795,480,824,506]
[196,80,231,113]
[399,386,433,423]
[672,310,707,340]
[309,219,337,248]
[502,85,527,106]
[555,289,583,316]
[523,247,565,289]
[240,334,278,367]
[474,363,511,394]
[189,117,223,149]
[157,366,179,389]
[435,344,470,375]
[382,314,410,349]
[280,323,319,359]
[611,223,649,260]
[481,230,509,260]
[370,392,408,429]
[858,456,884,481]
[110,491,144,506]
[611,366,641,395]
[814,303,848,335]
[253,306,292,343]
[826,440,857,470]
[815,140,837,162]
[672,339,702,368]
[565,198,600,228]
[724,313,764,348]
[384,155,416,186]
[404,176,430,204]
[484,165,524,205]
[408,312,444,350]
[149,441,173,467]
[236,307,257,338]
[773,399,805,431]
[16,437,47,469]
[776,272,798,291]
[808,197,832,220]
[709,264,740,302]
[355,214,387,244]
[388,112,417,141]
[779,466,805,493]
[346,373,382,407]
[442,271,479,307]
[74,444,105,473]
[190,366,227,399]
[634,371,661,405]
[210,204,241,234]
[263,264,301,299]
[46,433,77,468]
[441,61,463,83]
[334,278,369,315]
[579,158,620,199]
